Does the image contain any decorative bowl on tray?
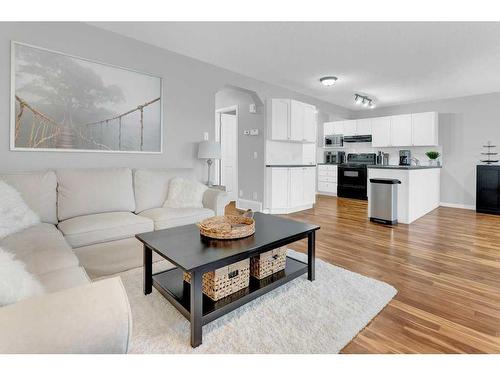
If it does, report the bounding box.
[197,213,255,240]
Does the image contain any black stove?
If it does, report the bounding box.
[338,153,376,200]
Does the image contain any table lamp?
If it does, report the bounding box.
[198,141,221,186]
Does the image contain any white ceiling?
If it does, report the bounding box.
[91,22,500,110]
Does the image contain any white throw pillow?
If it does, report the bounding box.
[163,177,208,209]
[0,247,45,306]
[0,180,40,239]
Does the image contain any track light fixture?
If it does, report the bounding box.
[354,94,375,109]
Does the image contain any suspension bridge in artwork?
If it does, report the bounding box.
[14,96,161,151]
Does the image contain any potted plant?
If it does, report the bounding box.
[425,151,441,166]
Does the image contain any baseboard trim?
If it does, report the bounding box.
[440,202,475,210]
[237,199,263,212]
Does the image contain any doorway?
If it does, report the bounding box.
[215,106,238,202]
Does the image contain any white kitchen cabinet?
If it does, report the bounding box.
[266,167,316,213]
[332,121,345,135]
[317,165,338,195]
[289,168,304,207]
[303,103,317,142]
[269,99,317,142]
[390,114,412,146]
[371,116,392,147]
[343,120,357,136]
[303,167,316,204]
[270,99,289,141]
[290,100,304,141]
[268,168,289,209]
[412,112,438,146]
[356,118,372,135]
[324,122,335,136]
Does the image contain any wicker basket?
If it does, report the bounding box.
[250,246,287,279]
[183,259,250,301]
[198,215,255,240]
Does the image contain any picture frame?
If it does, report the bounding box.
[10,41,163,154]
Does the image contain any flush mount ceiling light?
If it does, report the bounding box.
[354,94,375,109]
[319,76,338,86]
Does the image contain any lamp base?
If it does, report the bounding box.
[206,159,213,187]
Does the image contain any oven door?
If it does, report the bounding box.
[338,166,368,200]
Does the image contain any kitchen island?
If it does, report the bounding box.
[367,165,441,224]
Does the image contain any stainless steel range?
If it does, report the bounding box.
[338,153,376,200]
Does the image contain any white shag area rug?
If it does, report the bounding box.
[118,250,397,354]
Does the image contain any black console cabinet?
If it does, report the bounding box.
[476,165,500,215]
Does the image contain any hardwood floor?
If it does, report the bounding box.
[227,196,500,353]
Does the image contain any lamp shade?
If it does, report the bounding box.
[198,141,221,159]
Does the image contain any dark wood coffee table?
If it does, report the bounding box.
[136,212,320,348]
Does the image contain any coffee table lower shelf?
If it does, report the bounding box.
[152,256,307,326]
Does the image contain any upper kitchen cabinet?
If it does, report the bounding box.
[343,120,357,136]
[302,102,317,142]
[356,118,372,135]
[268,99,317,142]
[324,122,335,135]
[269,98,290,140]
[390,114,412,146]
[371,116,392,147]
[412,112,439,146]
[332,121,345,135]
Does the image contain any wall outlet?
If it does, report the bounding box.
[252,192,258,200]
[253,151,258,159]
[250,129,259,136]
[239,190,243,197]
[203,132,209,141]
[249,103,257,113]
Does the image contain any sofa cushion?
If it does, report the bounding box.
[73,237,166,279]
[0,247,45,306]
[37,266,90,293]
[0,181,40,239]
[163,177,208,209]
[0,223,78,276]
[57,168,135,221]
[133,168,196,213]
[58,212,154,248]
[138,207,214,230]
[0,170,57,224]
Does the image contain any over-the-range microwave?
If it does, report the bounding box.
[324,134,343,148]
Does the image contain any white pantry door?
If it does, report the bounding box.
[219,113,238,201]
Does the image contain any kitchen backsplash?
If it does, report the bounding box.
[317,143,443,166]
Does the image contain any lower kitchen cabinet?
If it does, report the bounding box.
[476,165,500,215]
[317,164,338,195]
[265,166,316,214]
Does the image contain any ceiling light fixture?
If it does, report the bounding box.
[354,94,375,109]
[319,76,338,86]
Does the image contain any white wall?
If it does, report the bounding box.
[0,22,350,179]
[351,92,500,207]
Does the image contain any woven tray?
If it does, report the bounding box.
[198,215,255,239]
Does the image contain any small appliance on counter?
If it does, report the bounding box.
[399,150,411,166]
[324,134,343,148]
[324,151,346,164]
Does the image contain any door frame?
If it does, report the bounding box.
[215,105,239,202]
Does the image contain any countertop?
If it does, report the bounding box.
[266,164,316,168]
[367,165,442,170]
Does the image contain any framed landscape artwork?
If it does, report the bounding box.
[10,41,163,153]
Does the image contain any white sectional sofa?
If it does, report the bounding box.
[0,167,229,353]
